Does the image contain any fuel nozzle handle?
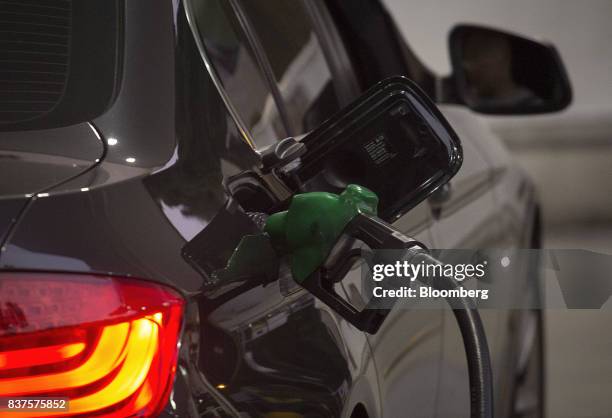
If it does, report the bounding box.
[306,213,426,334]
[264,185,424,334]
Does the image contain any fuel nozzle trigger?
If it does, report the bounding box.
[304,213,425,334]
[265,185,425,334]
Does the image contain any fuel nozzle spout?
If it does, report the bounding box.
[264,184,425,334]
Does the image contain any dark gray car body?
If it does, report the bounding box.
[0,1,539,417]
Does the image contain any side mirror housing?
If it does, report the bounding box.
[448,24,572,115]
[277,76,463,222]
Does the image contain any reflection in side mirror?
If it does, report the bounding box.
[449,24,572,115]
[278,77,463,222]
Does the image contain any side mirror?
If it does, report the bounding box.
[278,76,463,222]
[448,24,572,115]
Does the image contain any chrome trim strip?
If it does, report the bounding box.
[226,0,294,135]
[183,0,259,154]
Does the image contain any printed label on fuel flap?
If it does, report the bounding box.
[363,134,397,165]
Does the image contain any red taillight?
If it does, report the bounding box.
[0,273,184,417]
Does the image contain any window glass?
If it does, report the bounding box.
[190,0,287,149]
[239,0,342,134]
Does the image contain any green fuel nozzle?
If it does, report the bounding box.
[265,184,424,334]
[264,184,379,283]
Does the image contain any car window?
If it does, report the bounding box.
[189,0,288,149]
[238,0,343,135]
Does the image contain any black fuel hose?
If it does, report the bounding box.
[410,251,493,418]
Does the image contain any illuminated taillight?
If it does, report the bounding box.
[0,273,184,417]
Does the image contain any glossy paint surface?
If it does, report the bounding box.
[0,1,537,417]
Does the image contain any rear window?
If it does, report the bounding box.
[0,0,122,131]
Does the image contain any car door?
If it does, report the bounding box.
[443,109,540,416]
[430,106,510,416]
